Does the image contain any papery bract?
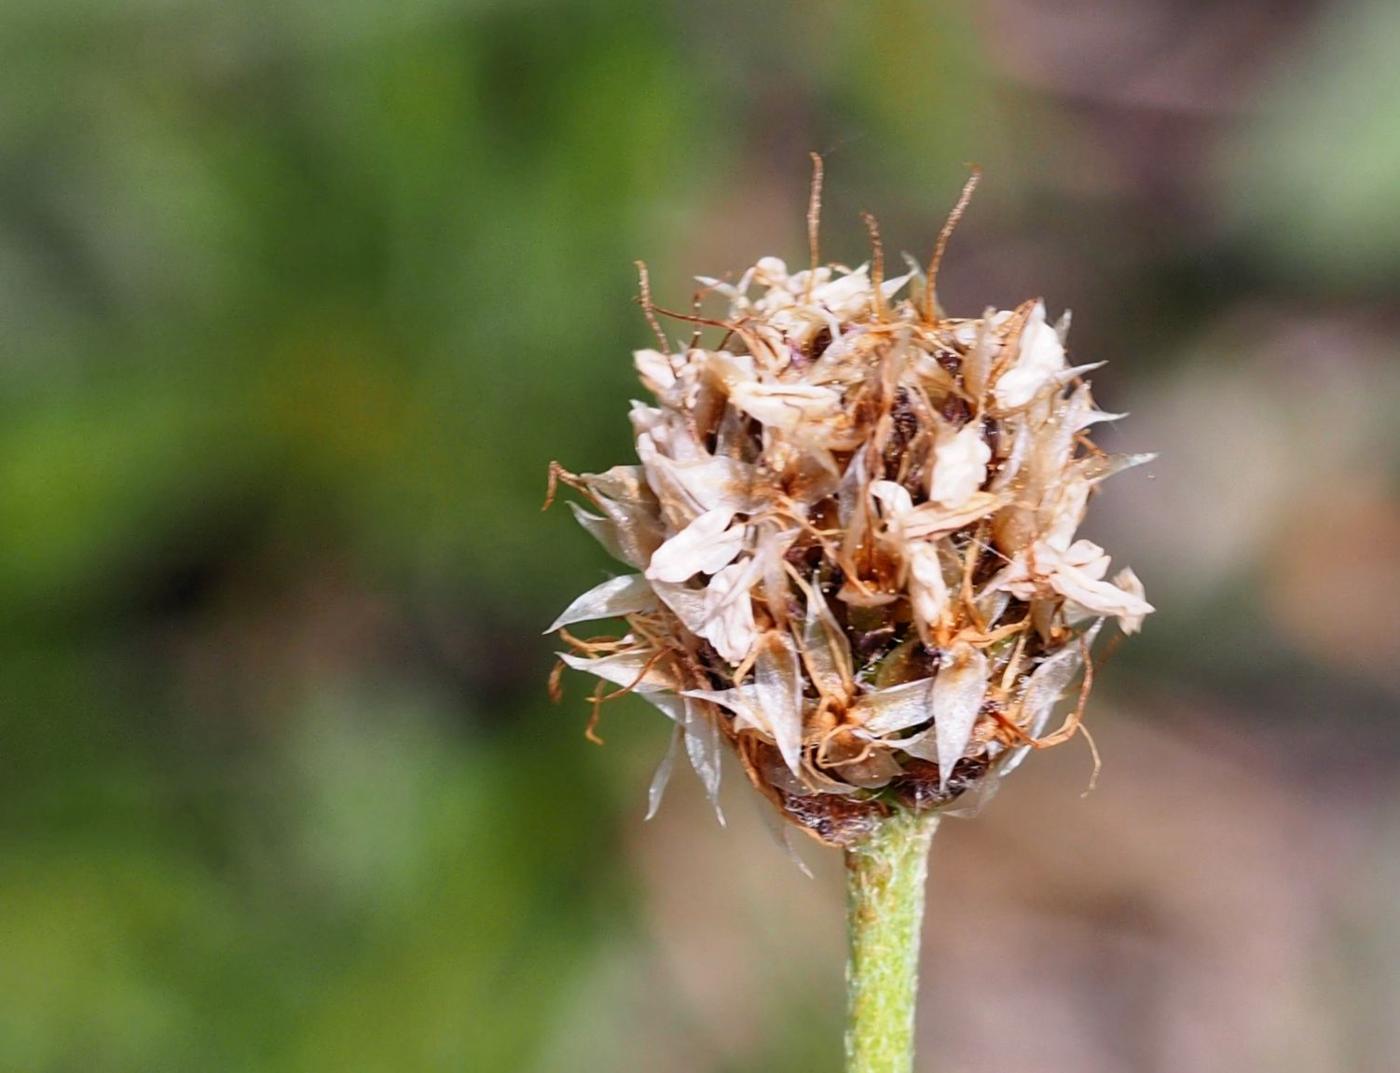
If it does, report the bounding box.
[548,203,1152,845]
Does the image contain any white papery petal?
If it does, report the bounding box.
[729,382,843,430]
[645,694,724,824]
[908,543,950,634]
[1082,451,1158,483]
[1111,567,1148,635]
[1053,571,1153,621]
[665,457,758,514]
[1049,361,1106,391]
[706,351,758,392]
[879,270,916,301]
[645,724,682,821]
[870,479,914,521]
[933,642,989,789]
[638,435,758,524]
[796,578,853,697]
[976,587,1011,631]
[930,422,991,508]
[628,400,666,435]
[1018,646,1081,739]
[701,558,761,664]
[1076,406,1128,431]
[1062,539,1112,579]
[682,697,725,822]
[649,579,708,634]
[1001,622,1101,776]
[633,349,676,394]
[640,691,686,724]
[851,677,935,735]
[899,491,1003,539]
[1040,540,1153,623]
[695,275,744,302]
[962,312,1001,399]
[754,255,788,283]
[582,463,654,502]
[953,308,1013,347]
[752,632,804,775]
[652,560,763,665]
[988,541,1153,631]
[983,552,1037,601]
[994,300,1066,410]
[574,468,666,567]
[838,449,870,527]
[810,269,872,317]
[683,685,766,735]
[635,409,707,463]
[559,648,678,693]
[545,574,656,633]
[645,507,745,583]
[758,529,794,632]
[567,502,629,564]
[990,420,1031,493]
[1041,476,1091,552]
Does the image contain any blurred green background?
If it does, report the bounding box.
[2,1,1398,1071]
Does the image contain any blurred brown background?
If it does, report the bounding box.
[2,1,1397,1071]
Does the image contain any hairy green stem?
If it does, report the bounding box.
[844,809,940,1073]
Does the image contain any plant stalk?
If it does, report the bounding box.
[844,808,940,1073]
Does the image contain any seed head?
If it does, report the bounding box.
[546,171,1153,846]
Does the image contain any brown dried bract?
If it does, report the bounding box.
[545,165,1153,839]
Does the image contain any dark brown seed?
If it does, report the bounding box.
[888,388,919,452]
[941,393,971,425]
[909,643,941,678]
[982,414,1000,457]
[854,626,897,660]
[889,755,989,811]
[777,789,886,848]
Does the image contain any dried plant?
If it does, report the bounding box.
[546,162,1152,1072]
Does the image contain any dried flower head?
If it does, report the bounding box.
[546,167,1153,846]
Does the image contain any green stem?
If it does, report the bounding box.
[844,808,940,1073]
